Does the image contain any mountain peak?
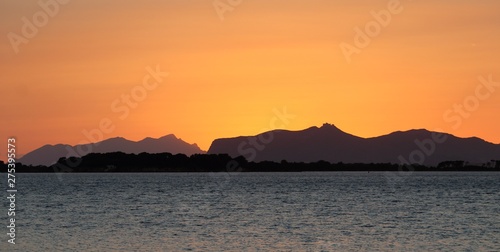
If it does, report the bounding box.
[139,134,177,142]
[20,134,204,166]
[320,123,340,130]
[159,134,177,140]
[208,124,500,165]
[303,123,341,132]
[103,136,127,142]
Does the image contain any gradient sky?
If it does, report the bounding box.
[1,0,500,157]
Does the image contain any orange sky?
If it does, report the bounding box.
[1,0,500,158]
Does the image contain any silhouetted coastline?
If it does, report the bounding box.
[2,152,499,173]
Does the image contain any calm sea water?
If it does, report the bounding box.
[2,172,499,251]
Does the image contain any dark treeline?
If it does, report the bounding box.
[2,152,500,173]
[0,152,500,173]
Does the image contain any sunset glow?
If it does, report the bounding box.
[1,0,500,156]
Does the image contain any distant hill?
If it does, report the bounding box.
[207,123,500,166]
[19,134,205,166]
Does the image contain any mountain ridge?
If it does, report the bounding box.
[17,124,500,166]
[207,123,500,166]
[19,134,205,166]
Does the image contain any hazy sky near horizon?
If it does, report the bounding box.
[1,0,500,156]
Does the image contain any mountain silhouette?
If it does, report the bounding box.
[207,123,500,166]
[20,134,205,166]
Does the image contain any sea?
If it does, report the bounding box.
[2,172,499,251]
